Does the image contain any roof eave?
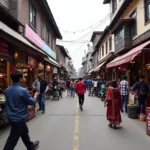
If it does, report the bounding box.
[95,27,110,48]
[40,0,62,39]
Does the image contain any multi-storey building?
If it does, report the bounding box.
[0,0,62,88]
[103,0,150,85]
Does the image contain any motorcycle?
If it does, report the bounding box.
[46,84,60,101]
[0,102,7,125]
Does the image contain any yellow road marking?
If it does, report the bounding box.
[72,102,79,150]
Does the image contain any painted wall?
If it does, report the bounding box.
[17,0,57,52]
[98,32,114,63]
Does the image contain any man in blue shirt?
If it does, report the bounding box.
[3,71,39,150]
[86,78,93,96]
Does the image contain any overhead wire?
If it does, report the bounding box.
[58,19,106,34]
[57,13,110,47]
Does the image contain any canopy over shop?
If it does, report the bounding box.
[106,40,150,86]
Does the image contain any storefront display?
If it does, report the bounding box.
[0,39,11,89]
[27,56,38,88]
[45,64,52,80]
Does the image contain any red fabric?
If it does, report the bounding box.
[105,87,122,125]
[76,81,86,94]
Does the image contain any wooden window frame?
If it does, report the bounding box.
[106,41,108,55]
[109,37,112,52]
[145,0,150,24]
[112,0,117,14]
[41,18,44,40]
[29,1,36,30]
[129,9,137,37]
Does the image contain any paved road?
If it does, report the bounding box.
[0,94,150,150]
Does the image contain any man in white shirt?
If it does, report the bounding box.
[94,79,98,96]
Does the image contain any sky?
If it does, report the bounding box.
[47,0,110,71]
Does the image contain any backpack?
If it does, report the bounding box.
[139,83,147,96]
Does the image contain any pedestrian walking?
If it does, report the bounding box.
[97,78,105,97]
[71,78,76,97]
[39,74,48,114]
[66,79,71,96]
[119,75,129,113]
[104,81,122,129]
[133,75,149,115]
[32,74,41,111]
[93,79,98,96]
[3,71,39,150]
[76,77,86,111]
[59,78,66,98]
[86,77,93,96]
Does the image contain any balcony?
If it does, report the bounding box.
[115,37,132,53]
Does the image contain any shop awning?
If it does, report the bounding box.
[89,69,94,74]
[0,21,46,56]
[44,57,61,68]
[93,61,106,72]
[107,40,150,68]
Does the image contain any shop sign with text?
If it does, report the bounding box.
[28,56,37,67]
[25,25,56,60]
[0,40,9,57]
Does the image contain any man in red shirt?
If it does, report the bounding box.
[76,77,86,111]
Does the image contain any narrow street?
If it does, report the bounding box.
[0,94,150,150]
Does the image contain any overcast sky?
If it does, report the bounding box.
[47,0,110,71]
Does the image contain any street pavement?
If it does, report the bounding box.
[0,93,150,150]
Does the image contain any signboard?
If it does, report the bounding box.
[53,67,58,73]
[28,56,37,67]
[38,62,44,70]
[25,25,56,60]
[0,40,9,57]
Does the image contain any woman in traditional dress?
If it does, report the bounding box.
[104,81,122,129]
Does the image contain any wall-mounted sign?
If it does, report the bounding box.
[38,62,44,70]
[25,24,56,60]
[28,56,37,67]
[53,67,58,73]
[0,40,9,57]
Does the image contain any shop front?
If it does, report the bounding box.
[0,39,11,91]
[107,40,150,122]
[45,64,53,81]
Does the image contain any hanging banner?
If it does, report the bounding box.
[25,25,56,60]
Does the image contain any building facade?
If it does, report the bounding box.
[0,0,64,90]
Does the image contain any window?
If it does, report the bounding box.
[145,0,150,22]
[106,41,108,54]
[46,28,50,44]
[109,37,112,51]
[112,0,117,14]
[102,45,104,57]
[130,10,137,37]
[41,19,44,40]
[51,35,53,49]
[115,28,124,45]
[30,3,36,29]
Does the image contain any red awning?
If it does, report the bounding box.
[107,40,150,68]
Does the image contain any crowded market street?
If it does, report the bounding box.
[0,93,150,150]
